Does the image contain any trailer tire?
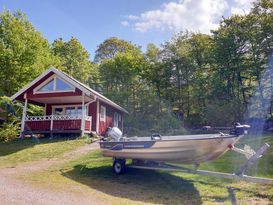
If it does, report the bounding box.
[113,159,126,175]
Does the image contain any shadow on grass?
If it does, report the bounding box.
[62,164,202,205]
[0,136,79,157]
[61,152,273,204]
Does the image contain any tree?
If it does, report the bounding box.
[51,37,99,87]
[99,50,146,109]
[94,37,140,63]
[0,10,54,96]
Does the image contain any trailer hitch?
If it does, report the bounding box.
[235,143,270,176]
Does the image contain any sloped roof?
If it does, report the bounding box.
[11,67,128,113]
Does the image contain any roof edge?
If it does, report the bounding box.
[10,67,128,113]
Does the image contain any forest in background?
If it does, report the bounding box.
[0,0,272,136]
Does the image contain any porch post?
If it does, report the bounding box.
[81,92,85,137]
[96,99,99,134]
[20,94,28,138]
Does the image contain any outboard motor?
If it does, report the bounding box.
[105,127,123,141]
[229,123,251,136]
[151,133,162,140]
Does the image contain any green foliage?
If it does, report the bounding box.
[1,1,273,135]
[0,121,19,142]
[0,96,43,120]
[0,96,22,120]
[51,37,99,87]
[0,10,55,96]
[94,37,140,63]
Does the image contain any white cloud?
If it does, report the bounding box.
[122,0,257,34]
[124,0,228,34]
[125,15,140,20]
[121,21,129,27]
[231,0,256,15]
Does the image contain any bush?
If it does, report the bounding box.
[0,122,19,142]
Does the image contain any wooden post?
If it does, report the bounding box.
[81,93,85,137]
[20,94,28,138]
[50,114,53,138]
[96,99,100,134]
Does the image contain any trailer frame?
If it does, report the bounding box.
[112,143,273,185]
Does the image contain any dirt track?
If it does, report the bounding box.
[0,142,103,205]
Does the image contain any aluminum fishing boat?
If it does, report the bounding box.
[99,125,249,164]
[99,125,273,185]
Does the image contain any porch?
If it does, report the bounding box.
[24,114,92,135]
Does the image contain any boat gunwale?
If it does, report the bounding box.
[99,134,239,144]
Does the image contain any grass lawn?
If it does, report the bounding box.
[0,137,86,167]
[24,135,273,205]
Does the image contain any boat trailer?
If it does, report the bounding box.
[112,143,273,185]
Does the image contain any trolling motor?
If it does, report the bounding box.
[229,123,251,136]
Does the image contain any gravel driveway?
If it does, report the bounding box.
[0,142,104,205]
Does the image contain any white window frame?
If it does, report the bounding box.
[114,112,119,127]
[100,105,106,122]
[34,74,75,94]
[52,104,88,116]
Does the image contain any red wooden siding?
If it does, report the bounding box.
[99,101,123,135]
[53,120,81,130]
[25,119,92,132]
[88,101,97,132]
[85,120,91,131]
[46,105,52,115]
[25,121,50,131]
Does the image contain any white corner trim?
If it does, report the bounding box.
[100,105,106,122]
[96,100,99,133]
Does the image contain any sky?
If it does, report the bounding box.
[1,0,256,60]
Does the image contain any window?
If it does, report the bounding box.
[100,106,106,122]
[56,77,74,91]
[65,107,76,115]
[114,112,119,127]
[53,105,88,116]
[36,76,74,93]
[77,106,82,115]
[76,106,88,115]
[39,79,54,92]
[54,108,64,115]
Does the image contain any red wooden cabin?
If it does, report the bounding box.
[11,68,127,137]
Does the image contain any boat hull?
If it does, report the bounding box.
[99,134,240,164]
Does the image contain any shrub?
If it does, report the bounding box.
[0,122,19,142]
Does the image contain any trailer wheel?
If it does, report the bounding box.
[113,159,126,175]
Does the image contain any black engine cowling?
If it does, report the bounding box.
[229,123,250,136]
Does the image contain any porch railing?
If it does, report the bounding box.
[25,114,89,121]
[25,115,92,132]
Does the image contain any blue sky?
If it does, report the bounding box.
[1,0,255,60]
